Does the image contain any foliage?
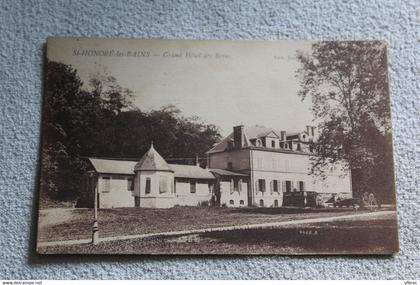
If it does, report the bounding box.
[296,41,395,202]
[41,61,221,202]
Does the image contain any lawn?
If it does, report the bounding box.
[37,206,388,243]
[37,211,398,255]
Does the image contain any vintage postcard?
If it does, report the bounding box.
[37,37,399,255]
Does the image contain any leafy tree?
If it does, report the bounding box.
[296,41,395,202]
[41,61,221,205]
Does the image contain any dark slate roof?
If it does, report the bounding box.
[207,126,284,154]
[170,164,215,179]
[134,143,173,172]
[209,169,249,177]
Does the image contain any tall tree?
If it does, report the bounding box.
[41,61,222,205]
[296,41,395,202]
[41,61,134,202]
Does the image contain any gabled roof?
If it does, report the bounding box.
[89,158,136,175]
[170,164,215,179]
[134,143,173,172]
[244,126,280,139]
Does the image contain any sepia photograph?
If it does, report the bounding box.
[37,37,399,255]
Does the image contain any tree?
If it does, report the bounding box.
[41,61,134,203]
[41,61,222,205]
[296,41,395,202]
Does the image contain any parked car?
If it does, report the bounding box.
[334,198,360,208]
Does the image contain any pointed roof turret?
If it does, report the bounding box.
[134,143,173,172]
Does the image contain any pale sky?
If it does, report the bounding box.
[47,38,314,137]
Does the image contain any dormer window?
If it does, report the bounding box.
[227,140,234,150]
[271,140,275,148]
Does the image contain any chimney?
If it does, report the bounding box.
[280,131,286,141]
[233,125,244,149]
[306,125,311,135]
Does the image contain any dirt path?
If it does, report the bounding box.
[37,210,396,248]
[38,208,76,228]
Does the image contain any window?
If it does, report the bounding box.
[227,162,233,169]
[273,180,279,192]
[274,199,279,207]
[240,200,244,205]
[258,179,266,192]
[190,180,196,193]
[233,179,239,191]
[280,142,284,148]
[271,140,275,148]
[145,177,151,194]
[297,143,301,151]
[285,180,292,192]
[299,181,305,192]
[227,141,234,150]
[159,176,168,193]
[229,200,234,205]
[127,178,133,191]
[259,199,264,207]
[102,177,110,193]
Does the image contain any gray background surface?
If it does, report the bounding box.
[0,0,418,279]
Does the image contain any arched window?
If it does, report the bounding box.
[240,200,244,205]
[274,199,279,207]
[259,199,264,207]
[229,200,234,205]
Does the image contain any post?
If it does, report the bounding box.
[90,172,99,245]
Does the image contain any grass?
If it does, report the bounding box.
[37,206,371,242]
[37,213,399,255]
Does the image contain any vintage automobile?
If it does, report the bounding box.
[334,198,360,208]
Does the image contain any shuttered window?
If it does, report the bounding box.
[273,180,279,192]
[127,178,133,191]
[299,181,305,192]
[285,180,292,192]
[190,180,196,193]
[102,177,110,193]
[233,179,239,192]
[159,176,168,193]
[145,177,151,194]
[258,179,266,192]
